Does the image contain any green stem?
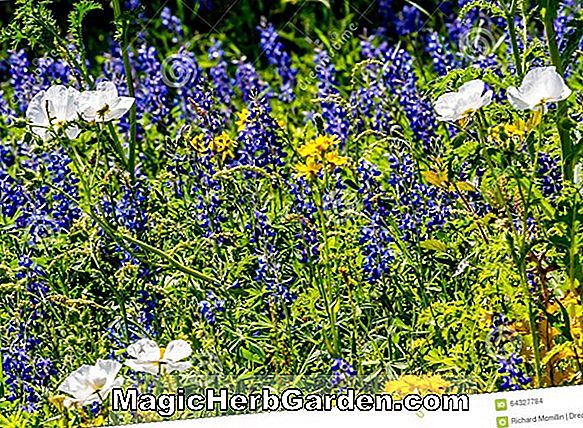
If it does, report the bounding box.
[107,122,129,168]
[112,0,138,181]
[543,0,574,182]
[503,1,524,78]
[63,145,219,285]
[476,114,543,386]
[312,180,340,357]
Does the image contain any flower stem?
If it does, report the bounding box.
[543,0,574,182]
[112,0,138,182]
[503,1,524,78]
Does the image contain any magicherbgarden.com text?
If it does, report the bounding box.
[111,388,470,417]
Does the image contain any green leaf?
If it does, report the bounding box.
[420,240,448,253]
[240,345,266,364]
[560,18,583,69]
[68,0,102,51]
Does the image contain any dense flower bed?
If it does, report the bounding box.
[1,0,583,425]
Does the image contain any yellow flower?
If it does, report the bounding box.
[236,109,250,132]
[298,135,340,160]
[504,119,527,139]
[298,141,321,159]
[527,111,542,129]
[384,374,451,399]
[295,158,322,180]
[325,151,348,168]
[210,132,237,161]
[313,135,338,153]
[191,134,207,153]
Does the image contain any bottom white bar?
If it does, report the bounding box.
[120,385,583,428]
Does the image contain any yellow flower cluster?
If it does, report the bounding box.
[191,132,238,162]
[489,112,542,144]
[539,291,583,386]
[489,119,528,142]
[295,135,348,179]
[384,374,451,399]
[236,109,250,132]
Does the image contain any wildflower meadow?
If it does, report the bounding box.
[1,0,583,426]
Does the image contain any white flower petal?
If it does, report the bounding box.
[66,126,82,140]
[163,340,192,362]
[107,96,135,120]
[127,338,160,361]
[26,85,81,140]
[507,66,572,111]
[26,91,51,140]
[58,364,95,398]
[94,359,122,381]
[507,86,531,110]
[165,361,192,374]
[125,360,161,375]
[459,79,485,95]
[434,79,491,122]
[95,81,119,99]
[58,359,122,408]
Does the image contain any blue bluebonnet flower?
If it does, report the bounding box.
[100,172,150,267]
[361,41,439,155]
[383,50,440,155]
[161,7,185,43]
[208,40,235,106]
[257,20,298,102]
[394,5,422,36]
[167,139,230,243]
[3,257,57,412]
[199,290,226,326]
[41,149,82,231]
[556,1,583,54]
[313,49,349,144]
[498,354,532,391]
[0,142,80,242]
[350,60,391,134]
[358,161,394,283]
[133,43,170,125]
[378,0,395,27]
[99,174,161,342]
[236,96,286,173]
[489,314,532,391]
[424,31,457,76]
[137,289,160,336]
[0,89,12,118]
[537,153,562,198]
[124,0,141,9]
[164,47,225,130]
[8,49,77,115]
[8,50,39,113]
[288,178,320,263]
[235,60,270,103]
[331,358,357,387]
[386,154,452,244]
[0,145,25,220]
[249,209,297,311]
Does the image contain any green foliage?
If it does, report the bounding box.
[459,0,504,19]
[0,0,60,51]
[67,0,102,53]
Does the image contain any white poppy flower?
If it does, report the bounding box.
[58,359,123,408]
[125,338,192,375]
[507,66,572,112]
[26,85,81,141]
[434,79,493,124]
[77,81,135,122]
